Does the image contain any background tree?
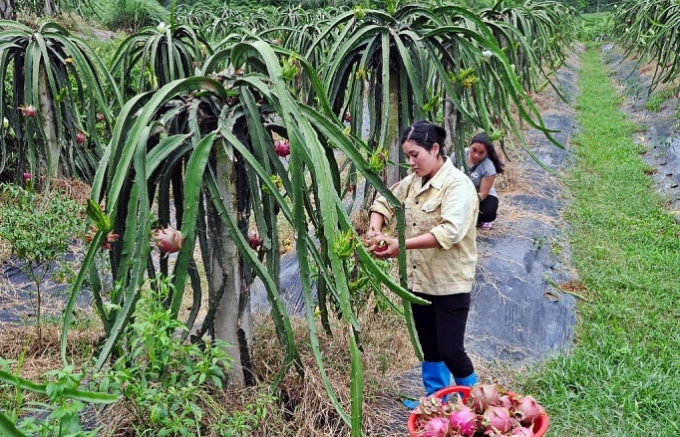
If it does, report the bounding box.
[0,21,120,184]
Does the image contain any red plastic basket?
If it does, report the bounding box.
[407,385,549,437]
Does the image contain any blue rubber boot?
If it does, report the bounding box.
[402,361,451,409]
[454,372,477,387]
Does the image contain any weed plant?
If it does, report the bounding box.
[0,354,117,436]
[644,86,678,113]
[521,47,680,436]
[94,277,273,436]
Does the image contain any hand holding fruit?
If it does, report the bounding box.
[362,233,385,252]
[362,234,398,258]
[372,237,398,258]
[362,227,389,253]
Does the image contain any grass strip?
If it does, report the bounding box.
[521,47,680,436]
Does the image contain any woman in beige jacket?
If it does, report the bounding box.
[367,120,479,409]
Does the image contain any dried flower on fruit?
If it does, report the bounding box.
[368,147,387,173]
[19,104,36,117]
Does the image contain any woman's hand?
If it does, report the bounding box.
[372,237,399,259]
[366,213,385,239]
[362,230,386,252]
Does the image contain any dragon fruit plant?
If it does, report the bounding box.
[411,383,545,437]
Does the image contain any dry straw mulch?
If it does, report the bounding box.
[251,309,420,436]
[0,323,102,381]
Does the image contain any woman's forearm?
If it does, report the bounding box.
[405,232,440,250]
[368,212,385,234]
[478,175,495,200]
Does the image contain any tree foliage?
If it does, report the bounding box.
[613,0,680,88]
[0,21,120,182]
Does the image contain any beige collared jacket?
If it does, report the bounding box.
[369,158,479,295]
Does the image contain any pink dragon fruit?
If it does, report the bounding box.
[76,131,87,144]
[274,139,290,157]
[20,104,36,117]
[512,426,535,437]
[481,406,512,435]
[248,233,262,250]
[512,396,542,426]
[420,416,449,437]
[470,384,501,412]
[448,403,478,436]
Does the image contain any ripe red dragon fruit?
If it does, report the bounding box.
[20,104,36,117]
[151,227,185,254]
[470,384,501,412]
[248,233,262,250]
[512,395,542,426]
[448,402,477,436]
[23,172,31,182]
[274,139,290,157]
[76,131,86,144]
[481,406,512,434]
[512,426,535,437]
[344,111,351,123]
[420,416,449,437]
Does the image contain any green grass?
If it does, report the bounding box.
[645,86,678,113]
[520,47,680,436]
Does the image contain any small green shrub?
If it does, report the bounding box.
[0,183,82,341]
[0,357,118,437]
[96,277,264,436]
[575,14,613,42]
[100,0,169,32]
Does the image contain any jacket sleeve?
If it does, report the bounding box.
[429,178,478,249]
[368,178,411,226]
